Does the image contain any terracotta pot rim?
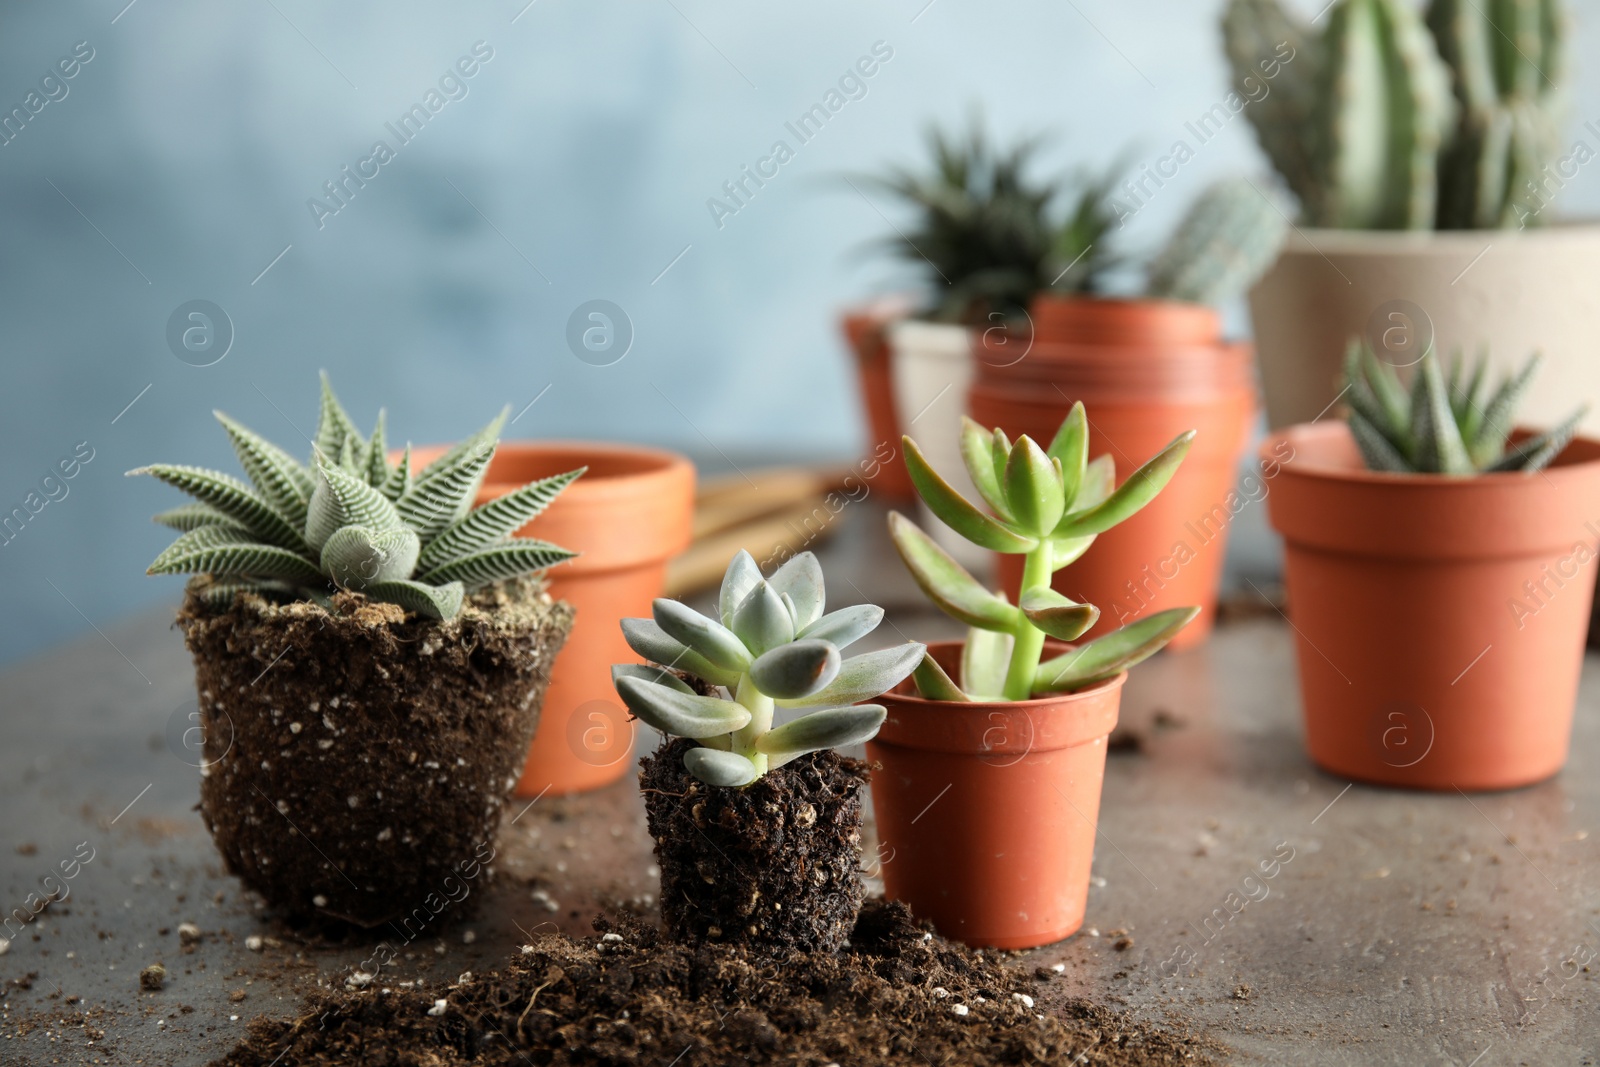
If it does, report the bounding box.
[1263,422,1600,487]
[1028,294,1216,316]
[483,439,692,487]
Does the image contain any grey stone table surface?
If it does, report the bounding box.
[0,499,1597,1065]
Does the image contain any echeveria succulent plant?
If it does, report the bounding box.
[891,404,1199,702]
[612,550,923,788]
[1344,343,1586,474]
[132,374,580,620]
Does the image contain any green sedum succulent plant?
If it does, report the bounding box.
[891,405,1199,703]
[1343,342,1586,474]
[612,550,923,788]
[132,374,580,620]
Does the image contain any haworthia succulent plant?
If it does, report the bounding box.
[132,373,582,620]
[891,404,1199,702]
[1343,342,1585,474]
[1222,0,1569,230]
[613,550,923,787]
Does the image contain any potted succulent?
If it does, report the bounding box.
[409,440,696,797]
[612,550,923,953]
[1225,0,1600,435]
[857,122,1120,566]
[974,177,1287,649]
[134,375,580,926]
[1265,346,1600,790]
[872,403,1198,948]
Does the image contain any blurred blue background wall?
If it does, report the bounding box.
[1,0,1597,665]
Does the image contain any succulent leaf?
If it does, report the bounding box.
[1046,402,1090,507]
[757,705,887,767]
[615,675,752,739]
[419,541,576,592]
[418,468,583,571]
[682,747,759,787]
[748,639,841,701]
[798,604,883,649]
[306,463,404,551]
[1053,431,1195,538]
[312,372,363,466]
[768,552,826,631]
[359,410,389,488]
[903,437,1036,553]
[959,416,1013,519]
[887,511,1023,631]
[397,409,507,542]
[718,549,763,629]
[730,581,795,657]
[146,526,326,585]
[960,624,1014,700]
[154,503,244,532]
[620,618,742,688]
[1018,586,1101,641]
[912,653,971,701]
[1348,408,1415,471]
[362,579,464,620]
[778,642,925,709]
[651,597,752,674]
[130,465,308,552]
[215,412,312,527]
[320,525,420,590]
[1002,435,1066,536]
[1034,607,1201,694]
[379,445,413,502]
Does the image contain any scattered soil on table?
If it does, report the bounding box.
[179,577,573,929]
[212,900,1219,1066]
[642,736,869,955]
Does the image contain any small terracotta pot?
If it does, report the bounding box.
[411,441,695,796]
[1263,422,1600,791]
[971,295,1256,650]
[867,640,1124,949]
[841,305,916,502]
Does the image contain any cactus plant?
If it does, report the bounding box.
[1147,177,1291,304]
[1223,0,1568,230]
[1343,342,1586,473]
[612,550,923,787]
[132,374,580,620]
[890,404,1199,702]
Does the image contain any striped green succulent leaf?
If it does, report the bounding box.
[154,503,244,532]
[146,525,326,585]
[313,372,363,468]
[380,444,413,502]
[397,409,507,542]
[215,412,312,527]
[320,525,420,590]
[361,579,464,621]
[306,462,404,551]
[417,468,583,571]
[418,541,576,592]
[129,465,308,552]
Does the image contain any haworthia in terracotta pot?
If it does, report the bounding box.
[872,403,1198,949]
[613,550,922,954]
[134,375,581,926]
[1266,345,1600,790]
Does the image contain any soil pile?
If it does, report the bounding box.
[213,900,1217,1066]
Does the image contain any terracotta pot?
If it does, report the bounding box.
[867,640,1124,949]
[1249,225,1600,433]
[411,441,695,796]
[1263,422,1600,791]
[841,304,916,502]
[971,296,1257,650]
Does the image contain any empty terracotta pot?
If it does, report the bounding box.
[411,441,695,796]
[971,296,1257,650]
[841,303,916,502]
[1263,422,1600,791]
[867,640,1124,949]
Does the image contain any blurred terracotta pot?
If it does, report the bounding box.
[412,441,695,796]
[1264,422,1600,791]
[867,640,1124,949]
[973,296,1256,651]
[841,303,916,502]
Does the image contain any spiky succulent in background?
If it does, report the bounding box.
[859,121,1122,322]
[1223,0,1568,230]
[132,374,580,620]
[1344,343,1585,474]
[891,405,1199,703]
[613,551,923,787]
[1146,177,1290,304]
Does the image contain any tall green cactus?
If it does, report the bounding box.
[1223,0,1569,230]
[1146,178,1290,305]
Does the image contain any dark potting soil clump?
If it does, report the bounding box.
[642,736,868,955]
[212,900,1219,1067]
[180,576,573,929]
